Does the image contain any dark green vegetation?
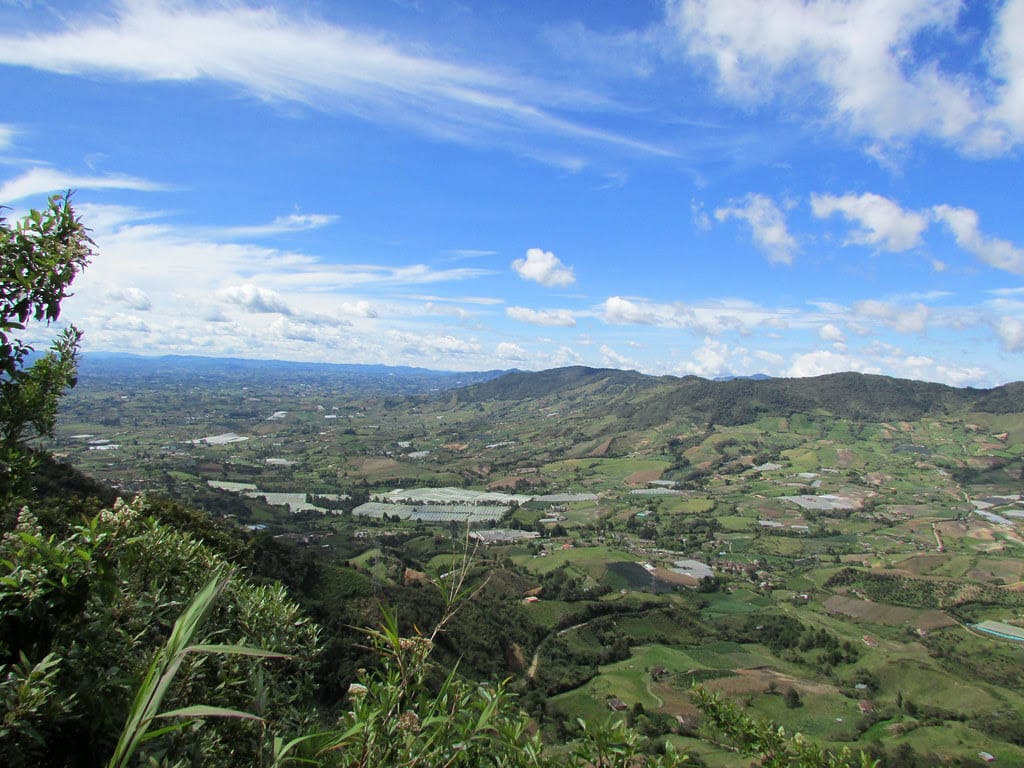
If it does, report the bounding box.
[6,196,1024,767]
[1,193,93,501]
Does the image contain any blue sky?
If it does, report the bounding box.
[2,0,1023,386]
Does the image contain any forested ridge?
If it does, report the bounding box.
[450,367,1017,426]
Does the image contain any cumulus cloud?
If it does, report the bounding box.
[666,0,1021,154]
[387,330,481,359]
[512,248,576,287]
[105,286,152,311]
[331,300,377,319]
[990,0,1024,141]
[714,194,796,264]
[995,316,1024,352]
[811,192,928,251]
[677,337,747,378]
[599,344,638,370]
[603,296,692,328]
[819,323,845,343]
[218,284,294,315]
[787,350,872,378]
[932,205,1024,274]
[546,345,585,367]
[496,342,528,362]
[506,306,576,327]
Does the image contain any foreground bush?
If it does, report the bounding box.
[0,499,319,767]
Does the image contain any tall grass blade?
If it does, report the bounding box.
[106,573,229,768]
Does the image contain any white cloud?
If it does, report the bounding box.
[819,323,845,343]
[404,293,504,306]
[602,295,798,336]
[335,300,378,319]
[447,249,498,260]
[990,0,1024,140]
[496,342,528,362]
[218,284,293,315]
[603,296,692,328]
[677,337,749,378]
[419,302,469,320]
[714,193,796,263]
[811,192,928,251]
[691,199,712,231]
[92,312,152,334]
[787,350,875,378]
[105,286,152,311]
[932,204,1024,274]
[599,344,638,370]
[545,345,585,368]
[853,300,930,334]
[218,213,337,239]
[542,20,662,79]
[0,167,170,202]
[506,306,576,327]
[667,0,1019,155]
[0,124,13,150]
[995,316,1024,352]
[0,2,671,162]
[386,330,481,360]
[512,248,576,287]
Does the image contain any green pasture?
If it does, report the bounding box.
[513,544,635,576]
[686,641,777,670]
[671,737,751,768]
[539,457,671,489]
[862,719,1024,764]
[747,690,864,744]
[667,497,716,514]
[700,590,772,618]
[548,645,695,718]
[522,599,585,629]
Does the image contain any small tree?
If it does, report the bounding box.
[784,687,802,709]
[0,192,93,497]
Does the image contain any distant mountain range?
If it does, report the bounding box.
[449,366,1024,425]
[78,354,1023,424]
[77,352,509,394]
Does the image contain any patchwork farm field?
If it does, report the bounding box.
[47,361,1024,764]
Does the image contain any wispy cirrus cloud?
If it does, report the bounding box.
[602,295,799,335]
[0,1,671,163]
[215,213,338,239]
[0,166,171,202]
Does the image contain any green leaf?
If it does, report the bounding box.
[186,643,292,659]
[157,704,265,722]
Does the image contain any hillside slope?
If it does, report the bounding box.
[449,368,1014,427]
